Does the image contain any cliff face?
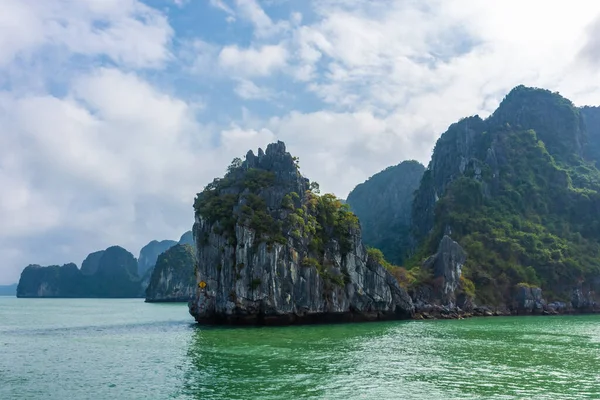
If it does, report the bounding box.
[189,141,414,325]
[138,240,178,276]
[16,246,142,298]
[408,85,600,311]
[346,160,425,265]
[145,244,196,302]
[581,106,600,166]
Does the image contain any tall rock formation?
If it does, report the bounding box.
[189,141,414,325]
[145,244,196,302]
[347,160,425,265]
[409,85,600,311]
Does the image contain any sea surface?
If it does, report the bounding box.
[1,297,599,400]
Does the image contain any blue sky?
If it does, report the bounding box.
[2,0,600,284]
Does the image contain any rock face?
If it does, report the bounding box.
[346,160,425,265]
[138,240,178,276]
[146,244,196,302]
[571,282,599,311]
[513,285,545,314]
[422,235,466,305]
[410,235,473,315]
[189,141,414,325]
[16,246,142,298]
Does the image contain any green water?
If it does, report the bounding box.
[1,298,599,399]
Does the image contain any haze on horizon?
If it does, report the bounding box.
[1,0,600,284]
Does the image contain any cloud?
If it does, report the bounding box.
[209,0,235,21]
[233,79,275,100]
[234,0,288,38]
[0,0,173,69]
[218,44,288,77]
[578,14,600,67]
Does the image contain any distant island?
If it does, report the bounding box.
[16,231,195,301]
[0,283,17,296]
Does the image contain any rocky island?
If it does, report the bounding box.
[17,246,140,298]
[189,141,414,324]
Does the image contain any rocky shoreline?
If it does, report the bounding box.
[413,306,600,320]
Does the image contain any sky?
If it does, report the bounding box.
[2,0,600,284]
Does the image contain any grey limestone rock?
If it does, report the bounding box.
[514,285,546,314]
[422,235,467,306]
[189,141,414,325]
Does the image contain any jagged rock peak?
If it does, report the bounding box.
[242,141,303,184]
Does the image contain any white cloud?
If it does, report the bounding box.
[234,0,288,38]
[233,79,275,100]
[0,67,234,283]
[0,0,173,69]
[210,0,235,18]
[220,124,276,156]
[219,44,288,77]
[288,1,600,112]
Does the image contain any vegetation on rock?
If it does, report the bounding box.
[193,148,360,285]
[146,244,196,302]
[408,86,600,306]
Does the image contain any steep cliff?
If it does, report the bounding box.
[581,106,600,166]
[138,240,178,276]
[189,141,414,325]
[145,244,196,302]
[409,85,600,311]
[16,246,142,298]
[346,160,425,265]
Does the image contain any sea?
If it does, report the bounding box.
[1,297,599,399]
